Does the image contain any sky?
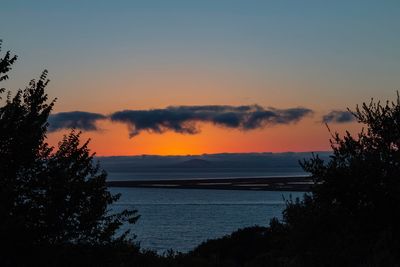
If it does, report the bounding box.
[1,0,399,155]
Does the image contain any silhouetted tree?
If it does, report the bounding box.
[0,41,138,251]
[280,94,400,266]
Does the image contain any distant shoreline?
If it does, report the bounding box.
[106,176,312,192]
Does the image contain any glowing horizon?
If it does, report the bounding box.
[46,116,362,156]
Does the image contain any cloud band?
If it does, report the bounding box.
[322,110,355,123]
[48,111,106,132]
[48,105,314,137]
[110,105,313,137]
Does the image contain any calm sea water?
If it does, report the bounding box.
[110,187,305,253]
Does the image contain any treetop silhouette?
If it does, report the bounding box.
[0,40,138,248]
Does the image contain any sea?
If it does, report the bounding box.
[108,170,307,253]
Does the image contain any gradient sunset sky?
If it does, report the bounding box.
[1,0,399,155]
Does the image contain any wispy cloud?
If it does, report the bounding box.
[110,105,313,137]
[48,111,106,132]
[322,110,355,123]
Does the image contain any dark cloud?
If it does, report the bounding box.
[48,111,106,132]
[322,110,355,123]
[110,105,313,137]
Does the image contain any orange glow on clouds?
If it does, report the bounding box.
[46,116,361,156]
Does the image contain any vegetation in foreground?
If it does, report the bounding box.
[0,42,139,265]
[1,42,400,266]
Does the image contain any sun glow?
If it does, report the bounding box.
[45,116,362,156]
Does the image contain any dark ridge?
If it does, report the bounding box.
[170,158,213,168]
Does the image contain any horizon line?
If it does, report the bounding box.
[95,150,332,157]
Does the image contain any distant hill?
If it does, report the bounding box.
[97,152,332,172]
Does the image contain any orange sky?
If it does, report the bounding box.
[42,69,368,156]
[47,116,361,156]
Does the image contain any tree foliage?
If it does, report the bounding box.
[0,41,138,250]
[281,94,400,266]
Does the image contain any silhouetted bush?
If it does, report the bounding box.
[190,226,270,266]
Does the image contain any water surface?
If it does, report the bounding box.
[111,187,305,253]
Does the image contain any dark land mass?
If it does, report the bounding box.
[106,176,312,191]
[98,152,332,172]
[169,158,213,168]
